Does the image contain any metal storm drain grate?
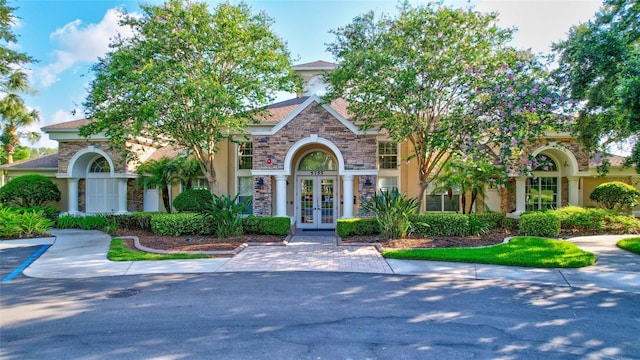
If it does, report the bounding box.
[106,288,141,298]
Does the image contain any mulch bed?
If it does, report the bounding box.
[111,229,286,252]
[341,228,511,249]
[111,228,513,252]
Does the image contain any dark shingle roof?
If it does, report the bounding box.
[0,153,58,169]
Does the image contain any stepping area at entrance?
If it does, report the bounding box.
[218,234,393,274]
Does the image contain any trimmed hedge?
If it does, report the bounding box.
[173,189,213,212]
[469,212,505,229]
[336,218,380,237]
[150,213,215,236]
[552,206,640,234]
[519,212,560,237]
[409,213,471,237]
[242,216,291,236]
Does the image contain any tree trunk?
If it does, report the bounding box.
[162,187,171,213]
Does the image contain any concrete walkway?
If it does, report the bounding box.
[1,229,639,294]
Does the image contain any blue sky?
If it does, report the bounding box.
[12,0,602,148]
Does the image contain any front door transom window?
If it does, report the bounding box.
[298,151,337,171]
[89,157,111,173]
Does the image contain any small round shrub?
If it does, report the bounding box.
[172,189,213,212]
[0,174,61,207]
[589,181,640,211]
[519,212,560,237]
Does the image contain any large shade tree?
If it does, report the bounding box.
[553,0,639,171]
[82,0,299,193]
[0,0,40,164]
[324,2,566,209]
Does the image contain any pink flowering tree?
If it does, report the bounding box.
[324,2,567,210]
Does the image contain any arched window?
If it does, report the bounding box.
[89,157,111,173]
[526,155,559,211]
[298,151,337,171]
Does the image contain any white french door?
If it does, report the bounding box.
[297,176,337,229]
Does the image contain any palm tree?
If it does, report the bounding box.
[0,71,40,163]
[431,155,503,214]
[136,157,180,213]
[176,156,203,190]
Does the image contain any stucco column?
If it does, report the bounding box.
[342,175,354,218]
[67,178,79,215]
[275,175,288,217]
[567,176,579,206]
[515,176,527,215]
[117,178,128,214]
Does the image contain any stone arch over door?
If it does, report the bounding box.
[294,149,339,229]
[63,147,128,214]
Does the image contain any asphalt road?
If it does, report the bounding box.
[1,264,639,360]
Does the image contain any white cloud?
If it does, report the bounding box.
[34,8,134,88]
[476,0,602,55]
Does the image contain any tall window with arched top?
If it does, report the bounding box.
[526,155,559,211]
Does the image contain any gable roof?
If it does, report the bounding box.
[252,95,363,136]
[292,61,338,71]
[42,118,92,131]
[0,153,59,170]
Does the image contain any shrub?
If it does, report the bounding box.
[173,189,213,212]
[552,206,640,234]
[519,212,560,237]
[589,181,640,211]
[151,213,215,236]
[55,214,108,231]
[409,213,471,237]
[132,212,154,231]
[11,205,60,224]
[243,216,291,236]
[361,189,419,239]
[205,194,248,238]
[336,218,380,237]
[0,174,61,207]
[0,208,53,238]
[469,212,506,229]
[501,217,519,231]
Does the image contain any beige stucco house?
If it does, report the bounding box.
[1,61,638,227]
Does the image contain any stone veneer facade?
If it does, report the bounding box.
[251,102,377,216]
[57,141,130,174]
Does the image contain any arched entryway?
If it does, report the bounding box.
[63,146,130,215]
[296,150,338,229]
[86,156,119,213]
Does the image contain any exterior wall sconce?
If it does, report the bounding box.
[364,178,373,187]
[256,177,265,188]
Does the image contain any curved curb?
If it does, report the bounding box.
[337,235,511,254]
[120,232,294,257]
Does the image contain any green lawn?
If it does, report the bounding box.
[382,237,595,268]
[108,238,211,261]
[617,237,640,255]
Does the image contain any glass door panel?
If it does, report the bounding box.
[298,176,337,229]
[300,179,314,224]
[320,179,334,225]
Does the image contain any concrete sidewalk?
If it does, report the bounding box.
[1,229,639,294]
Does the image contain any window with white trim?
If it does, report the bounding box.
[238,142,253,170]
[378,177,398,193]
[190,178,210,190]
[425,183,460,212]
[378,142,398,169]
[89,157,110,173]
[526,155,559,211]
[238,176,253,215]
